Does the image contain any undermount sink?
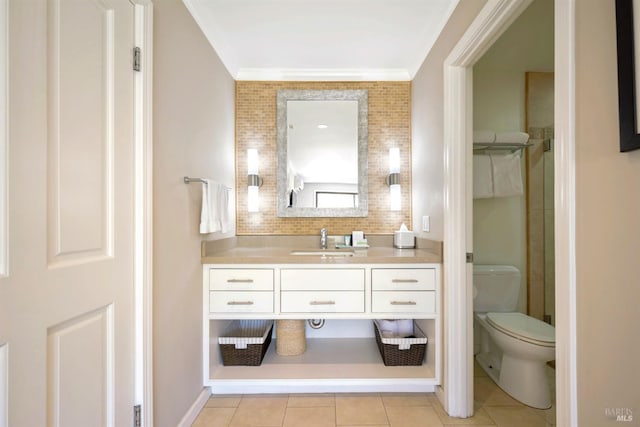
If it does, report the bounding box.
[290,250,354,257]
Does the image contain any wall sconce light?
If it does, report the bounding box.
[247,149,263,212]
[386,147,401,211]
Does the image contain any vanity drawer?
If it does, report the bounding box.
[371,268,436,291]
[281,291,365,313]
[281,269,365,291]
[209,269,274,291]
[371,291,436,314]
[209,291,274,313]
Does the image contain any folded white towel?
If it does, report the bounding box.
[200,179,230,234]
[218,183,230,233]
[490,152,523,197]
[378,320,397,338]
[378,319,415,338]
[473,155,494,199]
[495,132,529,144]
[396,319,414,337]
[473,130,496,144]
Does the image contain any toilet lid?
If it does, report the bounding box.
[486,312,555,345]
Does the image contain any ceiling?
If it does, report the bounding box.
[182,0,459,81]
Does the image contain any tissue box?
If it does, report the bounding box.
[394,231,415,248]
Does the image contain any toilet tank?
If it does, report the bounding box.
[473,265,520,312]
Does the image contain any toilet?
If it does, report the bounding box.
[473,265,555,409]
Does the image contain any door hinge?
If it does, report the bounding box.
[134,404,141,427]
[133,47,141,72]
[466,252,474,263]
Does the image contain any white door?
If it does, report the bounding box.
[0,0,137,425]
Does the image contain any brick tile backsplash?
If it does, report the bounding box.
[236,81,412,235]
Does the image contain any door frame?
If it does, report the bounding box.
[132,1,154,426]
[441,0,578,424]
[551,1,578,425]
[0,1,7,425]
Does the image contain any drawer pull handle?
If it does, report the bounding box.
[390,301,417,305]
[227,279,254,283]
[227,301,254,306]
[391,279,419,283]
[309,300,336,305]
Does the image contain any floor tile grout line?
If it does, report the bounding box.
[200,391,555,426]
[380,394,391,426]
[479,404,499,426]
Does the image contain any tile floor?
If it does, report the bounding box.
[192,361,556,427]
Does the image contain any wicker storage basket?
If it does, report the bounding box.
[218,320,273,366]
[373,320,428,366]
[276,319,306,356]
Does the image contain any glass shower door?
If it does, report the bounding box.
[543,138,555,325]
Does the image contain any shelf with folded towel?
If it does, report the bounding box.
[472,130,531,155]
[472,142,533,155]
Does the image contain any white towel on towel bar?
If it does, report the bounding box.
[200,179,230,234]
[490,152,523,197]
[473,155,494,199]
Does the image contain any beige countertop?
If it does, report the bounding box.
[201,235,442,264]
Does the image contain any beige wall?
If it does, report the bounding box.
[153,1,235,425]
[235,81,412,235]
[472,0,553,313]
[412,0,487,241]
[575,0,640,424]
[473,0,554,133]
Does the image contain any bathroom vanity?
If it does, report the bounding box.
[202,238,442,394]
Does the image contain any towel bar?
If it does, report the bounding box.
[184,176,206,184]
[184,176,231,190]
[472,142,532,155]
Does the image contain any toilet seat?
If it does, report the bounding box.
[486,312,555,347]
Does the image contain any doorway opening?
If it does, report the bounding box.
[471,0,555,414]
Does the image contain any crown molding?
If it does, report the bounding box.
[235,68,411,82]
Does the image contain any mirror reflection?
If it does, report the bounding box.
[287,100,358,208]
[277,90,368,218]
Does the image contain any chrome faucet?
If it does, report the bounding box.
[320,228,328,249]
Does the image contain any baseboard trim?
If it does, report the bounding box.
[177,387,211,427]
[208,379,437,395]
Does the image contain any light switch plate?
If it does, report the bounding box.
[422,215,430,232]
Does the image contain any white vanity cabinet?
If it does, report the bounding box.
[371,268,437,315]
[208,269,274,314]
[280,268,365,314]
[203,263,441,394]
